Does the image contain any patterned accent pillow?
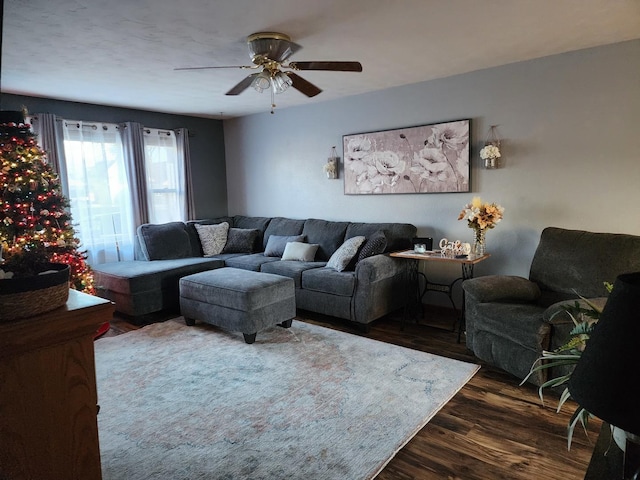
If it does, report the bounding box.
[326,236,366,272]
[281,242,319,262]
[222,228,260,254]
[356,230,388,263]
[195,222,229,256]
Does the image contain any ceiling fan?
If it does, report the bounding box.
[175,32,363,112]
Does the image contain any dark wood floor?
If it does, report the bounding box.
[104,306,599,480]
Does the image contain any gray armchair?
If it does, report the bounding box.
[463,227,640,385]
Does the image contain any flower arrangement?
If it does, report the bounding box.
[522,285,612,448]
[479,144,501,161]
[458,197,504,230]
[323,158,337,179]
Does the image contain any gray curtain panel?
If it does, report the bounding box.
[120,121,149,227]
[31,113,69,197]
[176,128,195,221]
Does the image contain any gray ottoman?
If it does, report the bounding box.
[179,267,296,344]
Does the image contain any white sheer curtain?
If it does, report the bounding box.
[143,128,185,223]
[62,121,136,265]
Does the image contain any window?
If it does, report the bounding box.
[62,121,136,264]
[143,128,184,224]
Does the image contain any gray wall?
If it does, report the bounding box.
[224,40,640,293]
[1,94,228,220]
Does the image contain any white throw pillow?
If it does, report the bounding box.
[195,222,229,256]
[326,236,366,272]
[281,241,319,262]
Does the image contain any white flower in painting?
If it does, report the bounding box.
[411,147,450,182]
[365,151,406,188]
[427,122,469,151]
[345,136,372,160]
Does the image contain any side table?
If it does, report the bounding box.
[390,250,490,341]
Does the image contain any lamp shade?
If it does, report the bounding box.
[568,271,640,435]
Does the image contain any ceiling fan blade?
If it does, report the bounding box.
[225,74,258,96]
[287,72,322,98]
[288,61,362,72]
[174,65,255,71]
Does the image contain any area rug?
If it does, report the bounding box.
[95,319,479,480]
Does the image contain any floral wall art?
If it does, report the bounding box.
[343,119,470,195]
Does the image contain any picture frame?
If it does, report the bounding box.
[343,119,470,195]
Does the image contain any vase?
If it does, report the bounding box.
[484,157,497,169]
[472,228,486,256]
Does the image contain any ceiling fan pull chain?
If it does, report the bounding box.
[270,86,276,114]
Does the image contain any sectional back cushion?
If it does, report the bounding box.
[263,217,306,250]
[137,222,192,260]
[345,222,416,252]
[302,219,349,261]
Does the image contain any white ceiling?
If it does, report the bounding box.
[2,0,639,119]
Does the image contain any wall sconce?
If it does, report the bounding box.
[480,125,502,169]
[323,146,339,179]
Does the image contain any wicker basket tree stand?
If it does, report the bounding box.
[0,263,70,321]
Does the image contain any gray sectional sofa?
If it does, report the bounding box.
[93,215,416,330]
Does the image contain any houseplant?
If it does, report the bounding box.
[521,284,612,448]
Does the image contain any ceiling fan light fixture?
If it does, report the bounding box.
[251,71,271,93]
[272,71,293,94]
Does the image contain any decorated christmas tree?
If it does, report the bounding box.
[0,110,94,293]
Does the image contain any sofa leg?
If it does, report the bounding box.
[185,317,196,326]
[278,319,293,328]
[243,333,257,344]
[355,322,371,334]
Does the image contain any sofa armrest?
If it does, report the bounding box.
[355,254,405,283]
[462,275,541,303]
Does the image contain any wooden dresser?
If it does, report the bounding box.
[0,290,114,480]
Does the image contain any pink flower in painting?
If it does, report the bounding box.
[410,147,449,182]
[356,151,406,193]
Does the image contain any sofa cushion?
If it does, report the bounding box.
[222,228,260,254]
[281,242,319,262]
[345,222,416,252]
[264,234,306,257]
[93,258,224,295]
[224,253,280,271]
[262,217,306,249]
[260,261,326,288]
[302,268,356,297]
[326,236,366,272]
[302,219,349,261]
[137,222,192,260]
[195,222,229,256]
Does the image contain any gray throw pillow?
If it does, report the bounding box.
[281,242,319,261]
[326,236,366,272]
[195,222,229,256]
[222,228,260,254]
[264,234,306,257]
[137,222,191,260]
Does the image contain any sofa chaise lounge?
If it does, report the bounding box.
[93,215,417,330]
